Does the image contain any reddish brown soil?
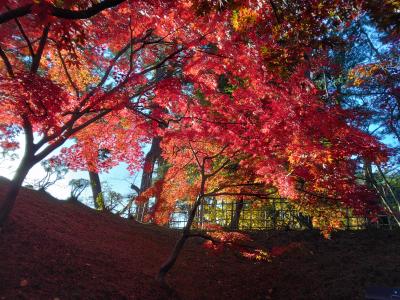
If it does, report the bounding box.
[0,177,399,299]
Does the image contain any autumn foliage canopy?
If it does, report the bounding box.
[0,0,391,235]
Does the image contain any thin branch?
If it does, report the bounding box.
[0,45,14,77]
[376,164,400,211]
[35,36,154,149]
[36,81,147,150]
[359,23,382,60]
[0,0,128,24]
[135,47,184,77]
[34,109,110,161]
[94,41,136,90]
[83,30,155,103]
[206,158,230,178]
[128,16,135,73]
[130,184,140,194]
[205,182,271,195]
[204,144,229,161]
[31,35,181,162]
[189,141,203,169]
[64,110,111,138]
[10,11,34,58]
[366,166,400,227]
[31,24,50,73]
[117,197,135,216]
[134,109,168,127]
[56,47,80,97]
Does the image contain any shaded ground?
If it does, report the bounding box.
[0,177,399,299]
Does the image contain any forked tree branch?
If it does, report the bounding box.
[31,24,50,73]
[9,8,35,58]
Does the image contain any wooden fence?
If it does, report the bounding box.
[164,198,397,231]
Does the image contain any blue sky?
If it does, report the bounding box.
[0,133,141,204]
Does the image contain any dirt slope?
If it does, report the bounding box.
[0,177,399,299]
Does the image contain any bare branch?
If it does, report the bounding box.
[0,0,128,24]
[9,7,35,58]
[34,109,111,161]
[205,157,230,178]
[189,141,203,169]
[131,184,140,194]
[0,45,14,77]
[31,24,50,73]
[204,144,229,161]
[56,47,81,97]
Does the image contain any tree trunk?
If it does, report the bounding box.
[157,176,206,283]
[295,213,313,230]
[0,156,33,228]
[230,198,244,230]
[364,160,374,189]
[88,171,103,210]
[136,136,162,221]
[198,198,205,229]
[157,195,202,282]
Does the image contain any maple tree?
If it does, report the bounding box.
[139,76,386,278]
[311,5,400,225]
[0,0,209,226]
[0,0,393,284]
